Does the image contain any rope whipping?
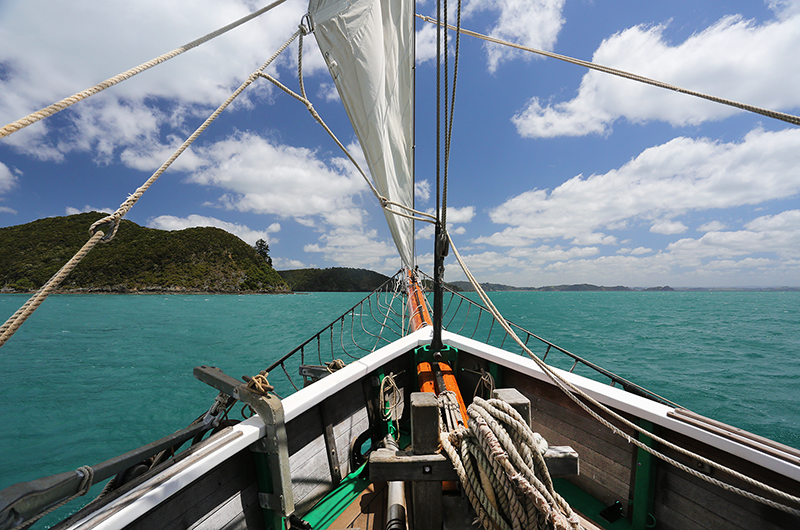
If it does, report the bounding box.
[439,396,579,530]
[417,15,800,128]
[447,232,800,516]
[0,29,302,349]
[0,0,291,140]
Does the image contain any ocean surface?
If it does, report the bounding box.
[1,290,799,525]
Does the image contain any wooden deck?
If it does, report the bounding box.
[326,482,388,530]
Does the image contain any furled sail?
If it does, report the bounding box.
[309,0,415,268]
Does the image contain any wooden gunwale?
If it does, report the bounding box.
[54,328,800,530]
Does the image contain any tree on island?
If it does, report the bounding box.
[254,239,273,267]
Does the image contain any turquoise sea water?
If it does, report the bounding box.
[1,290,799,523]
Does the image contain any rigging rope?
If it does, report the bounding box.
[446,232,800,516]
[259,26,437,226]
[0,29,302,349]
[0,0,291,140]
[416,15,800,128]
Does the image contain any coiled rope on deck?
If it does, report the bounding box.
[440,397,579,530]
[447,232,800,517]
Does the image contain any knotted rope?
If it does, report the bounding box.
[440,397,579,530]
[246,371,275,396]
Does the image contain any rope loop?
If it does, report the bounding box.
[299,14,312,35]
[90,214,122,242]
[246,371,274,395]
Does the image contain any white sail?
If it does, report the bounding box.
[309,0,415,268]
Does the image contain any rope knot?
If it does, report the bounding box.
[246,371,274,395]
[90,213,122,242]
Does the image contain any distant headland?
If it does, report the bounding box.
[3,214,797,294]
[1,212,288,294]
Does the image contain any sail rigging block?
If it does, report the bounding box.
[309,0,415,268]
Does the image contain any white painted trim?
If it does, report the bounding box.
[64,327,433,530]
[66,325,800,528]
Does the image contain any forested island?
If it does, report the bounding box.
[278,268,390,292]
[0,213,288,293]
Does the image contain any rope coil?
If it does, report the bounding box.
[447,232,800,517]
[440,397,578,530]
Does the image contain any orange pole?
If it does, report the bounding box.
[405,269,432,332]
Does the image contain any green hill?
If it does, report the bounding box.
[0,212,288,293]
[278,267,390,291]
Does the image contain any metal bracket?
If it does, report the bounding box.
[194,365,295,518]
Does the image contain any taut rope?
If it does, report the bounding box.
[0,0,290,140]
[447,232,800,516]
[417,14,800,128]
[0,29,302,348]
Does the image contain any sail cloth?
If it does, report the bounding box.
[309,0,415,269]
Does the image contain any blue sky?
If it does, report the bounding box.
[1,0,799,288]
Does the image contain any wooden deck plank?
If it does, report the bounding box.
[326,482,387,530]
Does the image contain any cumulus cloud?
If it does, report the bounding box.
[698,220,727,232]
[416,179,432,203]
[186,132,369,227]
[513,6,800,137]
[479,128,800,246]
[0,0,312,160]
[465,0,566,72]
[148,214,280,245]
[415,0,566,71]
[304,226,400,270]
[416,205,476,239]
[650,220,688,235]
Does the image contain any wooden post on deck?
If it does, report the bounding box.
[411,392,442,530]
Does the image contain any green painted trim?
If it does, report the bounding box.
[302,463,371,530]
[488,361,503,388]
[253,451,283,530]
[553,478,631,530]
[631,420,658,530]
[413,344,459,370]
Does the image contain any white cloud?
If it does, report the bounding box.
[416,205,475,239]
[416,179,432,203]
[480,128,800,246]
[0,161,17,193]
[416,0,566,72]
[650,220,688,235]
[513,7,800,137]
[272,257,307,270]
[147,214,280,245]
[698,220,727,232]
[415,24,439,65]
[303,227,399,270]
[465,0,566,72]
[186,131,370,227]
[0,0,312,159]
[66,205,114,215]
